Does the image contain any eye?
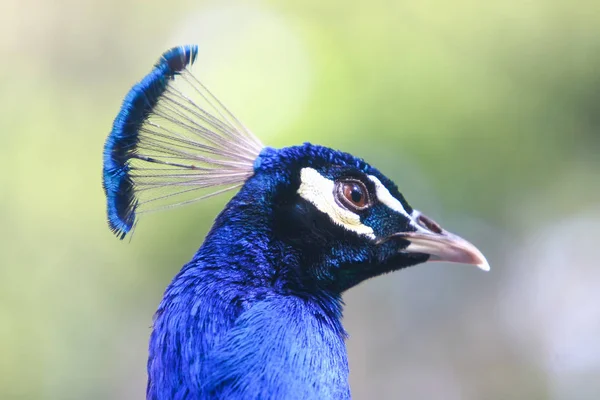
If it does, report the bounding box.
[335,180,370,211]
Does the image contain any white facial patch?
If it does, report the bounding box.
[297,168,375,239]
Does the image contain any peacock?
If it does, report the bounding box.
[102,45,489,400]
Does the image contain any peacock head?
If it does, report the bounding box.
[234,144,488,292]
[103,45,488,293]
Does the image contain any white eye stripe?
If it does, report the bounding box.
[367,176,409,217]
[367,175,422,230]
[297,168,375,239]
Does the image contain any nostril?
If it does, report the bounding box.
[417,214,443,234]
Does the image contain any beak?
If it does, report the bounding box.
[386,211,490,271]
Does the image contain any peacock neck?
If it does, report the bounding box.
[148,176,351,399]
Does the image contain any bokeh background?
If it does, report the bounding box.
[1,0,599,399]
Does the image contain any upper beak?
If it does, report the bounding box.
[387,211,490,271]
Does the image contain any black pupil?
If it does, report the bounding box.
[350,185,363,203]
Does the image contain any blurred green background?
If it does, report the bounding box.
[1,0,599,399]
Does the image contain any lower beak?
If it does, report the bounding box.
[388,213,490,271]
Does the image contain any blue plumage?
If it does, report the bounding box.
[104,47,489,399]
[148,145,357,399]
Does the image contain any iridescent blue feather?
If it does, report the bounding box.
[102,45,263,239]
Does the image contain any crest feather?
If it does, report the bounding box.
[102,45,263,239]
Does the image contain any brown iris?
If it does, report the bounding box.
[336,180,370,211]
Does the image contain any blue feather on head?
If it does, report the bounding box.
[103,46,490,399]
